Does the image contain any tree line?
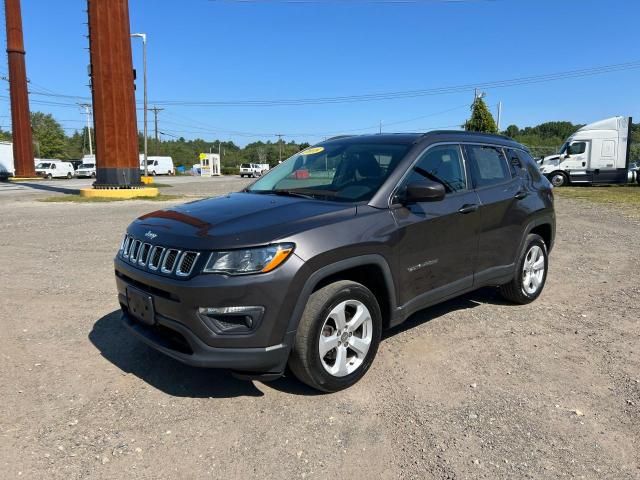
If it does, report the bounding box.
[464,98,639,159]
[0,109,637,169]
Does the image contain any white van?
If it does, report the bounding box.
[139,155,174,176]
[75,155,96,178]
[0,141,14,179]
[35,160,75,179]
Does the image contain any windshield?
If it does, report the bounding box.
[36,163,51,169]
[79,163,94,169]
[241,163,252,168]
[558,142,569,154]
[247,141,411,203]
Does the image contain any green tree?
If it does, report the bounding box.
[504,124,520,138]
[464,98,498,134]
[31,112,67,158]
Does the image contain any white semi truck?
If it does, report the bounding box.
[539,116,636,186]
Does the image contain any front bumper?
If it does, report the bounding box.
[122,311,294,373]
[114,253,307,373]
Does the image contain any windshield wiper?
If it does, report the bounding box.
[272,189,316,199]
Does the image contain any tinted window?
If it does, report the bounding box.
[241,163,251,168]
[466,145,511,187]
[516,149,542,181]
[567,142,586,155]
[505,148,523,177]
[403,144,466,193]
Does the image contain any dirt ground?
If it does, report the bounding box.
[1,178,639,479]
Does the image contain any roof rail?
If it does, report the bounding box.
[424,130,514,141]
[324,135,356,141]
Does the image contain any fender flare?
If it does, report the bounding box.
[285,254,397,334]
[511,216,555,278]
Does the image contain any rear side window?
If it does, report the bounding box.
[403,144,467,193]
[465,145,511,187]
[516,149,542,181]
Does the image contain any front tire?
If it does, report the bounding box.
[288,281,382,392]
[499,233,548,304]
[549,171,568,187]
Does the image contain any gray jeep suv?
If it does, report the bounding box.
[115,131,555,392]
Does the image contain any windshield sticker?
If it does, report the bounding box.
[301,146,325,156]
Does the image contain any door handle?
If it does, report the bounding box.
[514,191,528,200]
[458,204,479,214]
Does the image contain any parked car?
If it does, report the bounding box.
[35,160,75,179]
[140,156,175,176]
[115,131,555,392]
[75,160,96,178]
[239,163,263,177]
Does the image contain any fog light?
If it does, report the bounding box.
[198,306,265,334]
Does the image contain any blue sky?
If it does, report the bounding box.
[2,0,639,146]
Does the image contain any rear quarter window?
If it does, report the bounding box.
[516,149,542,182]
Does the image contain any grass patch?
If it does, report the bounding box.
[149,182,173,188]
[39,194,183,203]
[554,185,640,207]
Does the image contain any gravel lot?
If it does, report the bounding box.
[1,177,639,479]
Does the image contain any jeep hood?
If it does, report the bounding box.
[127,192,356,250]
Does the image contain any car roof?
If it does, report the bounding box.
[320,131,522,148]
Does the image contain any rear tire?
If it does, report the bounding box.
[288,281,382,392]
[67,172,72,179]
[499,234,548,304]
[46,174,52,180]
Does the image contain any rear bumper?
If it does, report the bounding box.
[122,310,294,373]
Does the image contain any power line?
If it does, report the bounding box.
[23,60,640,108]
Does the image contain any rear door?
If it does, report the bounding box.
[391,143,481,306]
[463,144,528,283]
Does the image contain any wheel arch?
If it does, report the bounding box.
[545,170,569,186]
[286,255,397,334]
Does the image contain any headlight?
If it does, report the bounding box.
[202,243,295,275]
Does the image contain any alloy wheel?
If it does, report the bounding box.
[318,300,373,377]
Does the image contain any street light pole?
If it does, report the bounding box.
[131,33,148,176]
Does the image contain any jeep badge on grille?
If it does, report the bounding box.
[145,231,158,240]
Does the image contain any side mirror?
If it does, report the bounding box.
[404,180,446,203]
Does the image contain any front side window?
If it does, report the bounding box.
[567,142,586,155]
[247,141,411,203]
[465,145,511,188]
[401,144,467,193]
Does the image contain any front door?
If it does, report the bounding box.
[391,143,480,307]
[563,141,591,183]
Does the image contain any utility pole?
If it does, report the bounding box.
[497,101,503,131]
[79,103,93,155]
[149,106,163,154]
[88,0,141,187]
[4,0,35,178]
[379,120,382,134]
[276,134,284,162]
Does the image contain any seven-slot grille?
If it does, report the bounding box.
[119,235,200,277]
